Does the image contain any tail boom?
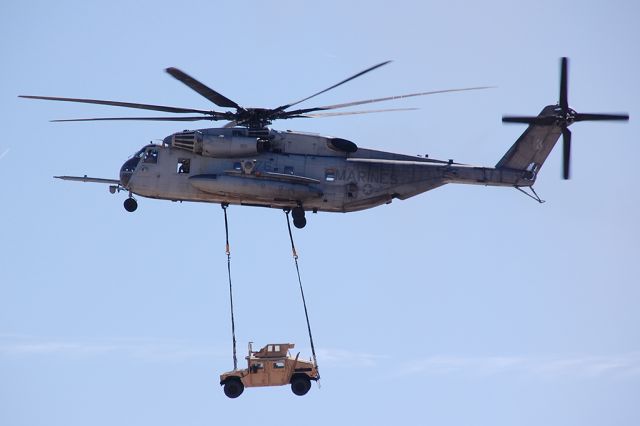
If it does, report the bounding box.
[443,165,536,187]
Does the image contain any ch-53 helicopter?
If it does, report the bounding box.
[21,58,628,228]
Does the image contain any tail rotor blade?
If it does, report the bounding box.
[559,57,569,110]
[562,127,572,180]
[502,115,540,124]
[574,113,629,122]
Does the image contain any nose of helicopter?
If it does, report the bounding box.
[119,156,141,187]
[163,135,173,146]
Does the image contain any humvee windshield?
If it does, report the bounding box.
[249,362,264,373]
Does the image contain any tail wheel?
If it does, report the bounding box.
[290,375,311,396]
[223,378,244,399]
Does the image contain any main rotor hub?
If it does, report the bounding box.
[235,108,274,129]
[553,106,577,126]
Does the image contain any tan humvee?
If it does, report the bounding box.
[219,342,319,398]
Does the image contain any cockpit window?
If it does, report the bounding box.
[143,148,158,164]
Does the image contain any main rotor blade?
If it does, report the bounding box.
[300,107,419,118]
[574,112,629,122]
[276,60,392,111]
[165,67,240,109]
[559,57,569,111]
[19,95,212,114]
[562,127,571,180]
[286,86,493,116]
[50,116,221,122]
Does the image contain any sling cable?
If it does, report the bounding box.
[284,209,320,380]
[220,204,320,379]
[221,203,238,370]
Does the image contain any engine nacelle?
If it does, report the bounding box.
[169,131,266,158]
[202,135,261,157]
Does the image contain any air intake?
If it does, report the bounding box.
[172,131,203,152]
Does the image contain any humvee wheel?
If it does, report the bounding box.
[123,197,138,212]
[290,375,311,396]
[223,378,244,399]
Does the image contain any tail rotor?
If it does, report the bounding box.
[503,57,629,179]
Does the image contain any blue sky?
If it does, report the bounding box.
[1,1,639,425]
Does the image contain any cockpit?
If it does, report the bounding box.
[120,145,157,186]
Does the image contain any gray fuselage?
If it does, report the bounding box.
[121,127,536,213]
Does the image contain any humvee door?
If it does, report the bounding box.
[269,359,288,385]
[247,360,267,386]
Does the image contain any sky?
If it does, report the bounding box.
[1,1,639,425]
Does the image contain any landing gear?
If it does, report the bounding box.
[123,197,138,212]
[292,206,306,229]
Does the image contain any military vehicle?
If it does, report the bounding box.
[20,58,628,228]
[219,343,319,398]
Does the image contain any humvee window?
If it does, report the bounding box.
[325,169,336,181]
[233,162,242,171]
[274,361,285,369]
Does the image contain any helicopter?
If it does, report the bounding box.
[20,58,628,229]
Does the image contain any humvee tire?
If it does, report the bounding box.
[290,375,311,396]
[223,378,244,398]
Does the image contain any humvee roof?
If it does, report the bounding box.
[252,343,294,358]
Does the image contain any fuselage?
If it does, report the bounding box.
[120,127,535,213]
